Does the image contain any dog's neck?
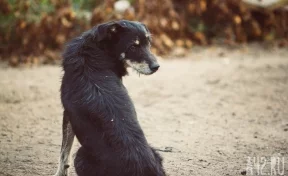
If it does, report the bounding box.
[63,36,128,79]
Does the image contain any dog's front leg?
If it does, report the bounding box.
[54,111,75,176]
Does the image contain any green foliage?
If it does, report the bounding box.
[188,18,207,32]
[72,0,102,10]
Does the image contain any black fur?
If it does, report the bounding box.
[61,20,165,176]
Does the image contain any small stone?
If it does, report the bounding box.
[218,52,225,57]
[240,170,246,175]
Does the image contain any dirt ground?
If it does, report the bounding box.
[0,45,287,176]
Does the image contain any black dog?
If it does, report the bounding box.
[54,20,165,176]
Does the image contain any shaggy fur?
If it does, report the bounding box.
[55,20,165,176]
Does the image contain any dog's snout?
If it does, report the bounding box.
[150,63,160,72]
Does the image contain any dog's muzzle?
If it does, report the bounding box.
[149,62,160,72]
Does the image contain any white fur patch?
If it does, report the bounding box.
[125,60,152,75]
[54,124,74,176]
[135,39,140,45]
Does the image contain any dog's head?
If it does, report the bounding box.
[95,20,160,75]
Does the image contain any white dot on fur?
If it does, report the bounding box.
[121,53,125,58]
[111,119,114,122]
[111,26,116,32]
[135,40,140,45]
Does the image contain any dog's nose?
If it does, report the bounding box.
[150,63,160,72]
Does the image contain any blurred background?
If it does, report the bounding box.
[0,0,287,65]
[0,0,288,176]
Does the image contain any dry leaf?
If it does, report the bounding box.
[234,15,242,24]
[160,34,174,48]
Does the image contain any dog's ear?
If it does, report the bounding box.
[95,21,125,42]
[141,23,150,33]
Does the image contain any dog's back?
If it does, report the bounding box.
[61,20,165,176]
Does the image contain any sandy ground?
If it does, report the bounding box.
[0,46,288,176]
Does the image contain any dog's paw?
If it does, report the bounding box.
[53,173,65,176]
[54,165,70,176]
[53,172,67,176]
